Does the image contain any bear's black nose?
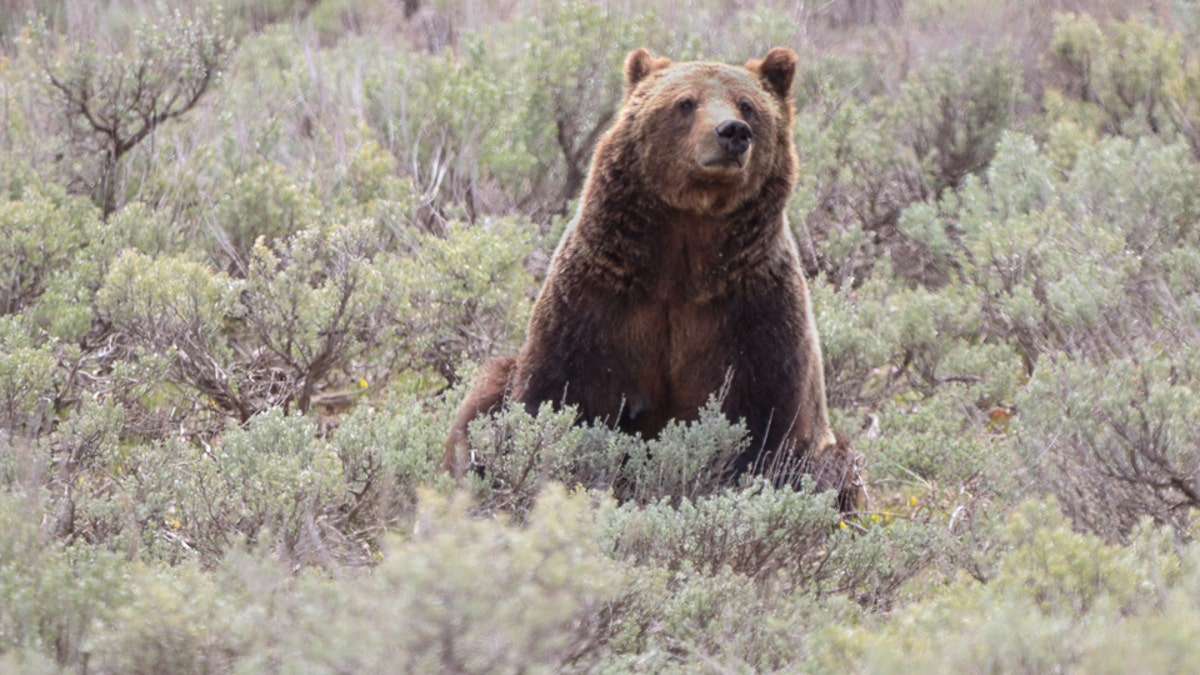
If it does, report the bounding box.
[715,119,752,155]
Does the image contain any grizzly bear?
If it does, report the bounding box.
[445,47,865,509]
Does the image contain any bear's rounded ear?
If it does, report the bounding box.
[624,48,669,90]
[748,47,797,99]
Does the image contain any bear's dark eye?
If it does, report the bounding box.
[676,98,696,114]
[738,101,756,119]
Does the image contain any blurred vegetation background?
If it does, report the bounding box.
[3,0,1200,671]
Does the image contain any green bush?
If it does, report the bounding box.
[863,388,1015,488]
[96,250,247,425]
[66,409,347,567]
[793,92,927,286]
[211,159,322,272]
[0,318,65,437]
[331,389,450,533]
[254,485,628,673]
[1049,13,1183,140]
[0,490,129,667]
[241,220,389,414]
[87,560,263,674]
[1015,346,1200,540]
[605,478,840,579]
[831,501,1200,673]
[899,50,1023,194]
[610,565,841,672]
[0,187,98,321]
[379,219,536,388]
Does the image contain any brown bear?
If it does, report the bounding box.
[445,47,865,509]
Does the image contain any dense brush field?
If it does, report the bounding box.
[3,0,1200,671]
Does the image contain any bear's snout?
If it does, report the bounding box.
[715,119,752,156]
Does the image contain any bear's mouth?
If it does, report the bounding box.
[697,153,748,173]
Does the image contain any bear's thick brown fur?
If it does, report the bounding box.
[445,47,865,509]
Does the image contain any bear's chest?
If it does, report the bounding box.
[618,297,728,433]
[647,215,731,303]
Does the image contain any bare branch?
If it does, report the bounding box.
[38,7,232,218]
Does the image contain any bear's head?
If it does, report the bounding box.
[614,47,798,215]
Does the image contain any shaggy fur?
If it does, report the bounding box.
[445,48,865,510]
